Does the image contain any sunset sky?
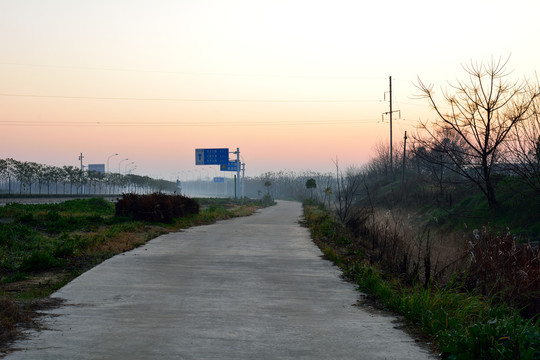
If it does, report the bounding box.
[1,0,539,180]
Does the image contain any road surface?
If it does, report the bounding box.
[4,201,434,359]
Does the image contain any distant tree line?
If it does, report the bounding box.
[243,170,334,201]
[0,158,178,196]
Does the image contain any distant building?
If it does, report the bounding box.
[88,164,105,174]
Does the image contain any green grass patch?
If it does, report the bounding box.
[428,177,539,240]
[359,172,539,241]
[351,264,540,359]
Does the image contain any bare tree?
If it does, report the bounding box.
[414,57,540,210]
[41,165,54,195]
[13,160,40,194]
[503,94,540,192]
[0,158,15,194]
[50,166,64,194]
[412,127,467,199]
[333,159,363,223]
[63,165,80,194]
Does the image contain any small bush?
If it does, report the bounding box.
[1,272,29,283]
[463,228,540,317]
[16,212,35,224]
[53,233,88,258]
[19,250,64,271]
[440,313,540,360]
[44,210,61,223]
[0,296,31,343]
[261,194,275,206]
[57,197,113,215]
[115,193,199,223]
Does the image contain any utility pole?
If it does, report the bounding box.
[232,147,240,199]
[382,76,400,175]
[241,162,245,200]
[79,152,84,195]
[389,76,393,172]
[402,131,407,186]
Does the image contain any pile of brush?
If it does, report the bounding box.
[115,193,199,223]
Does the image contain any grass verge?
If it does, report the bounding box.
[304,203,540,360]
[0,196,266,350]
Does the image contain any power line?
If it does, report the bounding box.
[0,61,385,80]
[0,119,381,127]
[395,100,427,107]
[0,93,381,103]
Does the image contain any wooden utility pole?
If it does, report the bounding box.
[402,131,407,185]
[382,76,400,175]
[389,76,393,171]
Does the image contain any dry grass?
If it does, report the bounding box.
[82,225,167,255]
[342,205,540,318]
[348,207,465,286]
[464,228,540,317]
[0,296,32,346]
[230,204,261,217]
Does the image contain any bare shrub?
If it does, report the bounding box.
[344,206,466,288]
[115,192,199,223]
[0,296,32,344]
[333,160,363,224]
[463,228,540,317]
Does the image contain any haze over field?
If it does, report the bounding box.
[1,0,539,179]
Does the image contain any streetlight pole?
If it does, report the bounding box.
[118,158,128,173]
[107,153,118,173]
[124,161,135,174]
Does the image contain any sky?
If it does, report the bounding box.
[1,0,539,180]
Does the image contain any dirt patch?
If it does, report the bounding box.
[2,272,69,295]
[0,296,65,356]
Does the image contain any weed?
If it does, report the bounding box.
[1,272,28,283]
[19,250,64,271]
[337,236,352,245]
[0,296,32,345]
[462,227,540,317]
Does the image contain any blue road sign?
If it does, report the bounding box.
[195,148,229,165]
[220,161,239,171]
[213,177,225,183]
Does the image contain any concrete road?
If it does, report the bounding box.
[5,201,434,359]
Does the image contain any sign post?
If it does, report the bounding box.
[195,147,243,199]
[220,161,239,172]
[233,148,240,199]
[195,148,229,165]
